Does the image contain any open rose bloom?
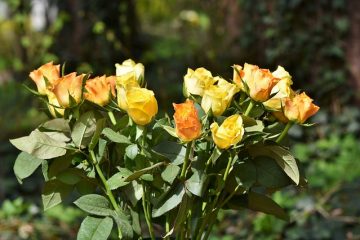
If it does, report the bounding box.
[11,60,319,240]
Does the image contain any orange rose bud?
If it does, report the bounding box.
[29,61,60,95]
[52,72,85,108]
[84,75,115,106]
[173,99,201,142]
[283,92,320,124]
[248,68,280,102]
[106,76,117,98]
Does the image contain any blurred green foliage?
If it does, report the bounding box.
[0,0,359,239]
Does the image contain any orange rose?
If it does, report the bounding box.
[283,92,320,124]
[233,63,280,102]
[173,99,201,142]
[84,75,116,106]
[29,61,60,95]
[52,72,85,108]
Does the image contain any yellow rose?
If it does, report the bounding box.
[52,72,85,108]
[47,91,64,117]
[201,78,239,116]
[183,67,216,97]
[29,61,60,95]
[84,75,115,106]
[283,92,320,124]
[263,79,294,111]
[115,59,144,86]
[210,114,244,149]
[126,87,158,125]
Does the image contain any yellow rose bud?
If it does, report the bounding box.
[272,65,292,84]
[263,79,294,111]
[116,75,140,111]
[173,99,201,142]
[210,114,244,149]
[84,75,115,106]
[29,61,60,95]
[183,67,216,97]
[217,77,240,106]
[201,85,227,116]
[283,92,320,124]
[126,87,158,125]
[233,63,259,92]
[232,64,245,91]
[52,72,85,108]
[115,59,144,86]
[47,91,64,117]
[201,78,239,116]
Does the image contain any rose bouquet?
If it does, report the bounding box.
[10,60,319,240]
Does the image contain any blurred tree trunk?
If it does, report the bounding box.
[347,0,360,102]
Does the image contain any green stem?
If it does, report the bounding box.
[142,185,155,240]
[90,150,122,239]
[244,101,254,116]
[276,121,294,143]
[196,154,234,240]
[218,183,242,209]
[108,111,117,126]
[180,142,192,180]
[141,126,147,154]
[165,214,170,240]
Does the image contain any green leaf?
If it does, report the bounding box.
[89,118,106,150]
[249,144,299,185]
[210,147,222,164]
[245,120,264,132]
[125,162,165,182]
[10,130,67,159]
[107,168,133,190]
[185,171,206,197]
[130,208,141,235]
[43,131,70,142]
[161,164,180,184]
[253,156,291,188]
[135,125,144,141]
[152,184,185,218]
[102,128,131,145]
[226,191,289,221]
[13,152,43,183]
[74,194,113,216]
[76,180,97,195]
[57,168,85,185]
[42,180,72,211]
[160,125,178,138]
[124,181,143,206]
[71,111,97,148]
[48,155,73,179]
[269,146,300,185]
[153,141,186,165]
[77,216,113,240]
[41,118,71,132]
[125,144,139,160]
[111,212,134,239]
[165,193,191,237]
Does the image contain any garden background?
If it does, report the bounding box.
[0,0,359,239]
